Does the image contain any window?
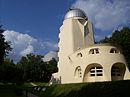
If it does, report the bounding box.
[90,66,103,76]
[95,49,99,54]
[84,24,89,36]
[78,19,89,37]
[75,66,82,78]
[110,48,120,54]
[77,53,83,57]
[90,49,94,54]
[89,48,99,54]
[111,66,121,76]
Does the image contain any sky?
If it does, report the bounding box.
[0,0,130,62]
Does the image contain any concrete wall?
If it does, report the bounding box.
[53,15,130,84]
[53,44,130,84]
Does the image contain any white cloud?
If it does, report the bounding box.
[3,30,58,62]
[72,0,130,31]
[43,41,58,50]
[20,45,34,56]
[42,51,58,62]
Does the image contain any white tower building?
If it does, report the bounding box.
[52,9,130,84]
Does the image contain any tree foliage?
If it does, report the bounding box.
[0,53,58,83]
[0,59,23,83]
[100,27,130,67]
[17,53,58,82]
[0,26,11,65]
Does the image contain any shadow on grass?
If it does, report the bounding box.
[40,80,130,97]
[0,83,25,97]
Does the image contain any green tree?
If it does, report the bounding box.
[44,58,58,82]
[100,27,130,67]
[17,53,58,82]
[0,59,23,83]
[47,58,58,74]
[17,53,46,82]
[0,26,11,65]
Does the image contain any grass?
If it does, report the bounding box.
[33,82,48,86]
[38,80,130,97]
[1,80,130,97]
[0,84,25,97]
[0,82,36,97]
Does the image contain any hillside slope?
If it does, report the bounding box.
[39,80,130,97]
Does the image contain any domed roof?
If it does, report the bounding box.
[64,8,88,20]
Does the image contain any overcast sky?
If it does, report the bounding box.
[0,0,130,62]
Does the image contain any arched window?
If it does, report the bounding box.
[110,48,120,54]
[90,66,103,76]
[77,53,83,57]
[89,48,99,54]
[74,66,82,78]
[111,63,126,81]
[111,66,121,76]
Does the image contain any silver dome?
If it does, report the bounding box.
[64,9,88,20]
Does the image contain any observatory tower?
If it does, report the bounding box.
[52,9,130,84]
[57,9,94,83]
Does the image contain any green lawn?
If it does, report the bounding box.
[0,82,47,97]
[1,80,130,97]
[33,82,48,86]
[38,80,130,97]
[0,84,25,97]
